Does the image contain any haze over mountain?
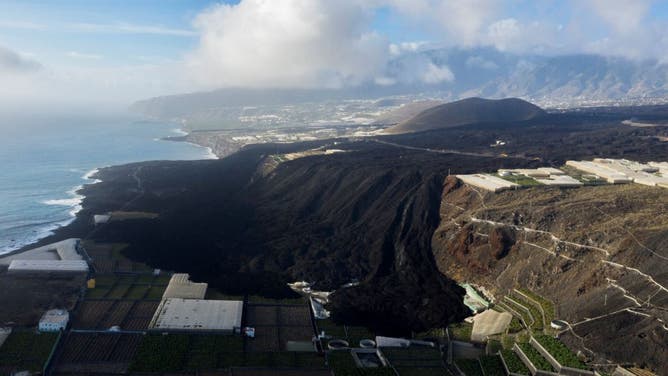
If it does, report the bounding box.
[131,47,668,123]
[384,97,545,134]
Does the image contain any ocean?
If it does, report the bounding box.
[0,113,215,255]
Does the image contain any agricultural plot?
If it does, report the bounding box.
[447,322,472,342]
[500,349,529,375]
[380,347,443,368]
[52,332,142,374]
[129,333,322,371]
[316,319,374,348]
[0,330,58,374]
[86,272,167,300]
[72,300,158,330]
[245,303,316,352]
[479,355,506,376]
[454,358,483,376]
[83,242,152,273]
[326,350,395,376]
[517,343,554,372]
[517,289,555,325]
[533,334,587,369]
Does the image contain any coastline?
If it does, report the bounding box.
[0,124,216,257]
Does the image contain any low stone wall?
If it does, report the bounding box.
[499,349,529,376]
[529,337,595,376]
[513,343,560,376]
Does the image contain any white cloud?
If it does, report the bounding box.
[0,20,47,30]
[67,22,196,36]
[387,0,498,45]
[584,0,652,34]
[67,51,103,60]
[465,56,498,70]
[0,46,42,74]
[421,62,454,84]
[186,0,392,89]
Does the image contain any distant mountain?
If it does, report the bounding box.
[131,47,668,123]
[384,97,545,134]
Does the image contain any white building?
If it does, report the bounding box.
[39,309,69,332]
[565,160,633,184]
[8,260,89,273]
[149,298,243,333]
[456,174,519,193]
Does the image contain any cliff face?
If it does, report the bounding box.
[432,176,668,372]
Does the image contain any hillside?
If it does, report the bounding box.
[384,97,546,134]
[433,178,668,372]
[21,105,668,368]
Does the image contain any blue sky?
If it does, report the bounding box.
[0,0,666,107]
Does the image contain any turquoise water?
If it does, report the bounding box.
[0,114,214,254]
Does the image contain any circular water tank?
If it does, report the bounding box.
[327,339,350,350]
[359,339,376,348]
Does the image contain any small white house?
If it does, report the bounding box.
[39,309,69,332]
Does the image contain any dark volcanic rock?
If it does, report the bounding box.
[386,97,545,134]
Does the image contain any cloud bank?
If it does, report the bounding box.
[0,46,41,75]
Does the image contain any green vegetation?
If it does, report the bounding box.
[106,284,130,299]
[501,335,515,350]
[448,322,472,342]
[454,358,483,376]
[534,335,587,369]
[130,333,325,371]
[497,174,543,186]
[380,347,443,368]
[0,330,59,372]
[486,339,503,354]
[86,286,110,298]
[327,351,395,376]
[502,299,533,329]
[317,319,374,346]
[517,289,555,327]
[244,352,324,368]
[479,355,507,376]
[500,350,529,375]
[130,334,190,372]
[508,316,524,333]
[507,295,543,331]
[518,343,554,372]
[125,285,149,299]
[146,285,166,299]
[318,319,347,339]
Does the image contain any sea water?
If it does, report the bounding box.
[0,113,215,254]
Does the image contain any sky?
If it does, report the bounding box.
[1,0,668,110]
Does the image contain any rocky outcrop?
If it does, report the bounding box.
[432,180,668,372]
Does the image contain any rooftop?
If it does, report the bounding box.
[149,298,243,332]
[8,259,89,272]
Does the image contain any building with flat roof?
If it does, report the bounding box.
[8,259,88,273]
[39,309,69,332]
[565,160,633,184]
[591,158,668,187]
[149,298,243,332]
[162,273,208,300]
[456,174,519,193]
[470,310,512,343]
